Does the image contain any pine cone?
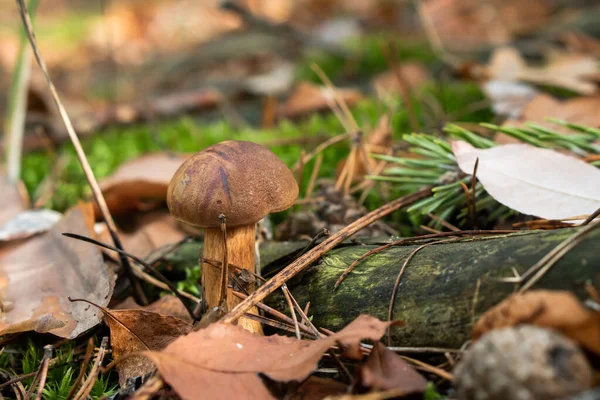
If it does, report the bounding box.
[453,325,594,400]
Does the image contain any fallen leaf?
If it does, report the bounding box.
[473,290,600,356]
[0,175,29,226]
[486,47,599,95]
[421,0,550,49]
[116,295,192,322]
[501,94,600,137]
[278,82,363,118]
[0,210,62,242]
[96,153,190,218]
[97,210,186,260]
[0,204,114,338]
[452,141,600,220]
[144,315,391,400]
[482,80,538,119]
[359,342,427,393]
[101,307,192,385]
[372,63,431,100]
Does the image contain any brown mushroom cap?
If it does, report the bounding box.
[167,140,299,228]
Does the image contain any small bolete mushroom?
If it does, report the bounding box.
[167,140,298,332]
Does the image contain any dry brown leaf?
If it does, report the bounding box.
[0,204,114,338]
[486,47,599,95]
[116,295,192,322]
[372,63,431,100]
[0,175,29,227]
[473,290,600,355]
[360,342,427,393]
[102,307,192,385]
[96,153,190,218]
[144,315,391,400]
[421,0,550,49]
[278,82,363,118]
[499,94,600,143]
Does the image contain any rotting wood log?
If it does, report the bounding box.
[160,227,600,348]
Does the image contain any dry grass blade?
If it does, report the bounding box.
[223,187,434,324]
[14,0,145,303]
[34,345,53,400]
[66,338,94,400]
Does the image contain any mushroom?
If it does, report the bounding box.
[167,140,298,332]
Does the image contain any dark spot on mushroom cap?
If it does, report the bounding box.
[167,140,298,228]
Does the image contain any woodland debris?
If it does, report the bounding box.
[278,82,364,119]
[372,63,431,100]
[454,325,594,400]
[473,290,600,355]
[0,209,61,242]
[95,153,191,219]
[0,204,114,338]
[453,141,600,220]
[144,315,392,399]
[0,175,29,226]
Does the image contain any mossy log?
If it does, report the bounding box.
[161,228,600,348]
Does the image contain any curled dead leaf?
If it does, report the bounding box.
[0,204,114,338]
[360,342,427,393]
[144,315,391,400]
[473,290,600,355]
[95,153,191,218]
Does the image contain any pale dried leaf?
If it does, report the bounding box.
[482,80,538,118]
[0,210,62,242]
[0,204,114,338]
[116,295,192,322]
[372,63,431,100]
[144,315,391,399]
[96,153,191,218]
[452,141,600,220]
[473,290,600,355]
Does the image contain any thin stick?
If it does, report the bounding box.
[223,186,435,324]
[581,206,600,226]
[400,355,453,381]
[66,338,94,400]
[311,64,359,132]
[428,213,460,231]
[282,285,301,339]
[15,0,146,304]
[218,214,228,305]
[470,158,479,229]
[73,337,109,400]
[34,345,53,400]
[360,343,462,354]
[519,222,600,292]
[388,239,459,345]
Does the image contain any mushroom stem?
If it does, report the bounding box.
[203,224,263,333]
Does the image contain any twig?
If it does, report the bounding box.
[360,343,462,354]
[72,337,109,400]
[388,239,460,345]
[130,373,164,400]
[311,64,359,132]
[519,222,600,292]
[34,345,53,400]
[15,0,146,304]
[282,287,301,339]
[581,206,600,226]
[62,233,197,320]
[66,338,94,400]
[428,212,460,231]
[334,230,518,290]
[400,355,453,381]
[218,214,228,305]
[223,187,435,324]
